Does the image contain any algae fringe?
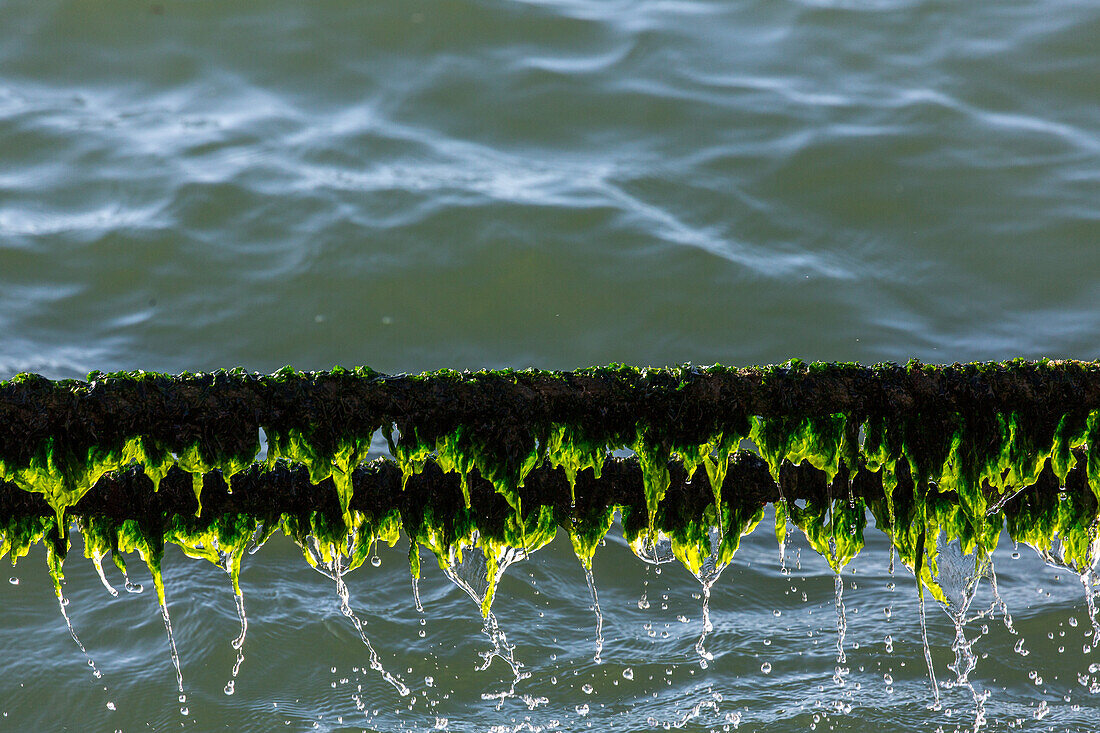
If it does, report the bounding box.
[2,360,1100,608]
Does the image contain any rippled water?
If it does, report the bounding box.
[2,0,1099,730]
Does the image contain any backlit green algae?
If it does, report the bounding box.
[265,428,371,529]
[543,423,607,505]
[284,507,402,574]
[386,422,541,520]
[0,435,173,536]
[176,443,257,518]
[662,493,765,578]
[383,424,433,492]
[0,514,52,567]
[114,519,168,606]
[471,506,557,617]
[405,485,558,617]
[1005,476,1100,574]
[675,431,745,524]
[869,483,1003,605]
[567,496,616,573]
[435,427,540,518]
[788,497,866,573]
[750,412,859,552]
[166,513,256,595]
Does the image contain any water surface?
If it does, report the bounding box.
[1,0,1099,729]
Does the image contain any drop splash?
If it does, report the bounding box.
[441,533,530,704]
[304,536,410,696]
[46,544,104,682]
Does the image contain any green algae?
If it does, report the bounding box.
[265,428,371,529]
[1,514,52,567]
[750,414,856,486]
[869,483,1003,604]
[4,360,1100,625]
[544,423,607,504]
[0,435,174,536]
[788,497,866,573]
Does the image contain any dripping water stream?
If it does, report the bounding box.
[581,562,604,665]
[440,536,531,705]
[306,538,410,696]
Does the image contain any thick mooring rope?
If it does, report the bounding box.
[2,360,1099,604]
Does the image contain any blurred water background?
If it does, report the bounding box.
[1,0,1099,730]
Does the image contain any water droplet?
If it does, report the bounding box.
[371,555,382,568]
[581,684,594,694]
[8,577,18,585]
[106,702,116,711]
[761,662,772,674]
[224,681,235,695]
[884,673,893,685]
[622,668,633,680]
